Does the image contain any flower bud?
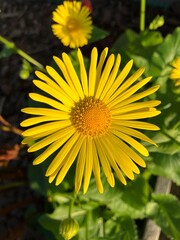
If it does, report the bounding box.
[59,218,79,240]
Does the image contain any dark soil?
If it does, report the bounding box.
[0,0,180,239]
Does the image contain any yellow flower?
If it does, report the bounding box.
[21,47,161,194]
[170,57,180,86]
[51,1,93,48]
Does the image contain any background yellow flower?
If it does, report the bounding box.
[21,47,161,194]
[170,57,180,86]
[51,1,93,48]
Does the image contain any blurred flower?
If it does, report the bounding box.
[170,57,180,86]
[21,47,161,194]
[51,0,93,48]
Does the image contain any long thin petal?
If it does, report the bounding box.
[83,137,93,193]
[112,120,160,131]
[111,100,161,115]
[96,48,109,85]
[21,107,69,117]
[35,71,62,91]
[113,125,157,146]
[20,115,69,127]
[88,47,98,96]
[28,126,75,152]
[46,132,79,176]
[46,64,79,102]
[33,129,75,165]
[95,138,115,187]
[53,56,80,96]
[95,54,115,99]
[103,60,133,102]
[108,67,145,104]
[112,85,160,109]
[62,53,84,98]
[108,77,152,108]
[55,135,84,185]
[92,140,104,193]
[112,129,149,156]
[29,93,70,112]
[77,49,88,96]
[33,80,74,107]
[22,120,71,137]
[100,54,121,100]
[75,140,86,193]
[101,136,127,185]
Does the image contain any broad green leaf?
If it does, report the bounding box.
[146,194,180,239]
[149,27,180,76]
[140,30,163,47]
[38,214,63,240]
[104,216,138,240]
[80,176,150,219]
[89,25,109,43]
[148,152,180,185]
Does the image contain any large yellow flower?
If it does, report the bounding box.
[21,47,161,194]
[170,57,180,86]
[51,1,93,48]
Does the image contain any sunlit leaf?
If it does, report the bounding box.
[146,194,180,239]
[148,152,180,185]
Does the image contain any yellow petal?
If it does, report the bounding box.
[29,93,70,112]
[95,138,115,187]
[95,54,115,99]
[46,65,79,102]
[28,126,75,152]
[22,120,71,137]
[92,140,104,193]
[55,136,84,185]
[83,137,93,194]
[46,132,79,176]
[62,53,84,98]
[33,129,75,165]
[100,54,121,100]
[75,141,86,193]
[112,129,149,157]
[77,49,88,96]
[103,60,133,102]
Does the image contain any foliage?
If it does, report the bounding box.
[0,0,180,239]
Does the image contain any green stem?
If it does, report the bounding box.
[140,0,146,32]
[68,192,76,218]
[0,35,44,70]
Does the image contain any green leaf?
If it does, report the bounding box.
[149,15,165,30]
[0,45,15,58]
[104,216,138,240]
[39,214,63,240]
[148,152,180,185]
[147,194,180,239]
[80,176,150,219]
[89,25,109,43]
[149,27,180,76]
[140,30,163,47]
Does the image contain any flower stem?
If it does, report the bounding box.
[140,0,146,31]
[68,192,76,218]
[0,35,44,70]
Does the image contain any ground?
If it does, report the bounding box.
[0,0,180,239]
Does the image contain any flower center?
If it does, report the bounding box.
[70,97,111,137]
[66,18,80,32]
